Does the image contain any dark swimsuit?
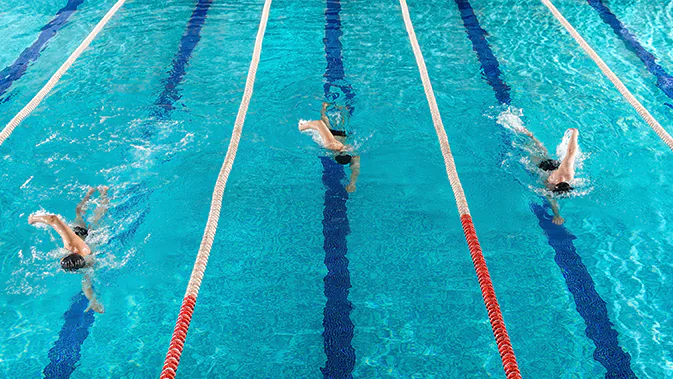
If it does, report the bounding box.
[73,225,89,239]
[538,158,560,171]
[329,128,347,137]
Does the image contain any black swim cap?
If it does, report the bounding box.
[538,159,560,171]
[61,253,86,271]
[552,182,573,194]
[335,153,352,165]
[73,226,88,239]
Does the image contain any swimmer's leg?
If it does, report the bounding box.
[320,102,331,127]
[558,128,579,174]
[299,119,342,151]
[91,186,109,228]
[522,127,550,158]
[74,187,96,228]
[29,214,79,249]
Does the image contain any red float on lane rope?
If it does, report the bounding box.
[399,0,522,376]
[461,215,521,378]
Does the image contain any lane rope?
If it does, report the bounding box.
[541,0,673,152]
[0,0,127,147]
[397,0,522,377]
[0,0,85,99]
[585,0,673,105]
[159,0,273,377]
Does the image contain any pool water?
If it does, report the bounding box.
[1,0,673,377]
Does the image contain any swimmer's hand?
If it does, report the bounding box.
[85,299,105,314]
[552,216,565,225]
[521,128,533,137]
[346,183,356,193]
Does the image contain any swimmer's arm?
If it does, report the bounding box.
[91,185,110,228]
[75,187,96,225]
[346,156,360,193]
[546,196,564,225]
[320,102,331,127]
[82,273,104,314]
[530,135,548,156]
[522,128,549,156]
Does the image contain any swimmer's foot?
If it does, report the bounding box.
[29,214,56,225]
[552,216,565,225]
[85,299,105,314]
[299,120,322,132]
[98,185,109,195]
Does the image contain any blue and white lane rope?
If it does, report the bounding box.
[160,0,273,377]
[0,0,85,100]
[0,0,127,148]
[586,0,673,108]
[398,0,521,377]
[541,0,673,152]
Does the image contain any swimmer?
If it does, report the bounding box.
[299,102,361,192]
[28,186,110,313]
[521,127,580,225]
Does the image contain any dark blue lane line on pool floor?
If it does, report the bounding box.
[454,0,510,165]
[116,0,212,265]
[124,0,213,237]
[151,0,213,120]
[43,292,95,379]
[42,1,214,377]
[115,0,213,243]
[323,0,355,116]
[454,1,635,376]
[532,203,636,378]
[454,0,510,105]
[320,157,355,379]
[321,0,355,377]
[0,0,85,102]
[586,0,673,109]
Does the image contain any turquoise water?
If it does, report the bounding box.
[1,0,673,377]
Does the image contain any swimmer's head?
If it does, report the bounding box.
[61,253,86,272]
[552,181,573,195]
[335,153,352,165]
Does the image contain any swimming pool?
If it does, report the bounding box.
[1,0,673,377]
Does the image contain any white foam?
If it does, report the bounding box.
[20,176,34,189]
[496,107,527,134]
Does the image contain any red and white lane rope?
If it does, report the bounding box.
[541,0,673,151]
[159,0,272,377]
[0,0,127,147]
[397,0,521,377]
